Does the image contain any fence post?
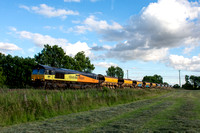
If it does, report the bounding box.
[74,94,77,101]
[45,95,48,104]
[85,92,89,98]
[24,93,27,106]
[60,95,63,102]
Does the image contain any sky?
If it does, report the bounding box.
[0,0,200,85]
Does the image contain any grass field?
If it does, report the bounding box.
[0,88,170,127]
[1,89,200,132]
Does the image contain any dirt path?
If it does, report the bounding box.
[1,90,200,132]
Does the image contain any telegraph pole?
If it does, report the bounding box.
[179,70,181,87]
[127,70,128,79]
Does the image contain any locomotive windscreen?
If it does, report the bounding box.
[32,69,45,75]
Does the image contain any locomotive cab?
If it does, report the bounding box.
[31,65,54,88]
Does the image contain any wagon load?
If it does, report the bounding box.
[118,78,133,88]
[98,74,118,89]
[143,82,151,88]
[151,83,157,88]
[133,80,143,88]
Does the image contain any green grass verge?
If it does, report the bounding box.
[0,88,172,127]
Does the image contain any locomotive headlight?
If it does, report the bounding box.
[31,78,34,81]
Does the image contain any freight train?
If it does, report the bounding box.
[31,64,170,89]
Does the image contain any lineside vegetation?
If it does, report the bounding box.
[0,88,172,126]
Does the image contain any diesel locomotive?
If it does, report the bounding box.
[31,64,169,89]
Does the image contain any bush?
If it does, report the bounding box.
[173,84,180,88]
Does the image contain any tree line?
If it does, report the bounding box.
[3,43,193,89]
[182,75,200,89]
[0,44,94,88]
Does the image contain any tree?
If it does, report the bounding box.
[35,45,95,72]
[62,55,75,70]
[173,84,180,88]
[0,67,6,87]
[185,75,190,84]
[74,51,95,72]
[35,44,67,68]
[189,75,200,89]
[106,66,124,78]
[0,54,36,88]
[163,82,169,85]
[182,75,200,90]
[115,67,124,78]
[142,74,163,83]
[106,66,116,77]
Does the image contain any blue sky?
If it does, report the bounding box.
[0,0,200,85]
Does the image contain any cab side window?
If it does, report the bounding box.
[45,70,49,74]
[55,72,64,79]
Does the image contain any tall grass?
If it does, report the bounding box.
[0,88,171,126]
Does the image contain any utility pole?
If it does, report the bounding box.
[179,70,181,87]
[127,70,128,79]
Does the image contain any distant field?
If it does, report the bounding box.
[0,88,171,127]
[1,89,200,132]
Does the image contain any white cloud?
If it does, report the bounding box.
[168,54,200,71]
[85,0,200,62]
[94,62,118,68]
[102,45,112,50]
[183,46,195,54]
[16,30,68,47]
[11,28,92,57]
[20,4,79,19]
[75,15,122,33]
[142,0,200,31]
[63,41,91,57]
[0,42,22,52]
[64,0,80,2]
[19,5,30,11]
[107,48,169,61]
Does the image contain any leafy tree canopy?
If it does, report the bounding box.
[0,53,36,88]
[182,75,200,89]
[173,84,180,88]
[163,82,169,85]
[106,66,124,78]
[74,51,95,73]
[35,45,95,72]
[0,67,6,87]
[142,74,163,84]
[35,44,66,68]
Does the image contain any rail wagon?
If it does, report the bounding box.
[133,80,143,88]
[157,83,161,88]
[143,82,151,88]
[98,74,118,89]
[151,83,157,88]
[31,65,99,89]
[118,78,133,88]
